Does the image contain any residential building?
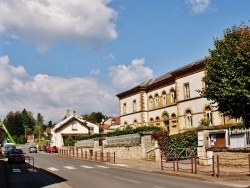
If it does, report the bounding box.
[116,58,236,135]
[51,110,99,147]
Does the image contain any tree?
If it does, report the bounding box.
[199,23,250,128]
[81,112,107,123]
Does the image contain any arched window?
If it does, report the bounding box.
[170,89,176,104]
[133,100,137,112]
[134,120,138,127]
[205,106,212,125]
[123,103,126,114]
[162,91,167,106]
[162,113,169,132]
[171,113,177,127]
[186,110,192,128]
[155,94,159,108]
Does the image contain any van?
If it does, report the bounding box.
[3,143,16,158]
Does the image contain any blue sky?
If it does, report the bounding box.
[0,0,250,123]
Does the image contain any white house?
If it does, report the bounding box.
[51,110,99,147]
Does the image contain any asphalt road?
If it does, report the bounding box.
[5,151,239,188]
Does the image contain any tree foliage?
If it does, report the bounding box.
[81,112,107,124]
[199,23,250,128]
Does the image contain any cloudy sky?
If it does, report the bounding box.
[0,0,249,123]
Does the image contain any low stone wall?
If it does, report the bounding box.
[213,151,250,166]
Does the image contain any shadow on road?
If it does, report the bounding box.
[5,160,69,188]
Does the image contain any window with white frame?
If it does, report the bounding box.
[133,100,137,112]
[184,83,190,99]
[186,110,192,128]
[205,106,212,125]
[170,89,176,103]
[72,123,77,130]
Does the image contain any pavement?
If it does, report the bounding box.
[1,154,250,188]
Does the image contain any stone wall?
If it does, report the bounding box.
[74,132,160,161]
[213,151,250,166]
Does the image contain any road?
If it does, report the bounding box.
[6,151,237,188]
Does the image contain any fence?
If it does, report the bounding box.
[59,148,115,163]
[9,156,35,172]
[161,154,250,178]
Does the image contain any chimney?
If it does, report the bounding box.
[73,111,76,117]
[66,109,70,118]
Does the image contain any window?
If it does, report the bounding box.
[171,113,177,127]
[184,83,190,99]
[155,116,160,126]
[162,113,169,132]
[155,94,159,108]
[149,96,153,109]
[186,110,192,128]
[72,123,77,130]
[205,106,212,125]
[133,100,137,112]
[134,120,138,127]
[150,118,154,125]
[123,103,126,114]
[162,91,167,106]
[170,89,176,104]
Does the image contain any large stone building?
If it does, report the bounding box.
[116,58,236,135]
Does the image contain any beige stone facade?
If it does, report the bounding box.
[116,59,237,135]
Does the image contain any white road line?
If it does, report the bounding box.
[154,186,164,188]
[48,167,59,171]
[114,176,141,184]
[92,170,109,176]
[112,164,128,167]
[12,169,21,173]
[27,169,37,172]
[64,166,76,170]
[81,165,94,169]
[96,165,110,168]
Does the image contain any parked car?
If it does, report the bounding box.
[3,143,16,158]
[46,146,58,153]
[8,149,25,164]
[29,146,37,153]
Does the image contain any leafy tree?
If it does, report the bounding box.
[199,23,250,128]
[22,109,35,135]
[81,112,107,123]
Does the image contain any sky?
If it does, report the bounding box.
[0,0,250,124]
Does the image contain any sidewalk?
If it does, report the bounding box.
[109,158,250,188]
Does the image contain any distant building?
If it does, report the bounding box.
[116,58,237,135]
[51,110,99,147]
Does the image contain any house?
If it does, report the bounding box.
[116,58,237,135]
[51,110,99,147]
[102,117,120,133]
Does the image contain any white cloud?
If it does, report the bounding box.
[0,56,118,123]
[108,58,153,91]
[90,69,100,75]
[0,0,117,51]
[186,0,210,13]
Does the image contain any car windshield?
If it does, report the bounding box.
[10,149,23,154]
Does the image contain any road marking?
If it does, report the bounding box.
[96,165,110,168]
[92,170,109,175]
[64,166,76,170]
[112,164,128,167]
[114,176,141,184]
[27,168,37,172]
[48,167,59,171]
[154,186,164,188]
[12,169,21,173]
[81,165,94,168]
